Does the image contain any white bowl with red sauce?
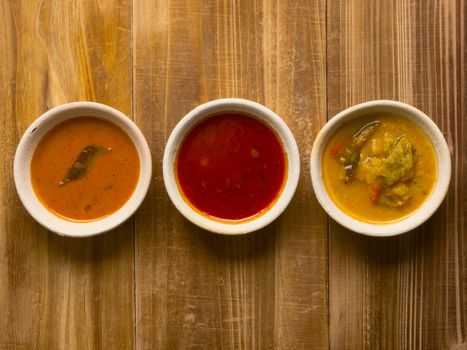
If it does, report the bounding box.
[14,102,152,237]
[163,98,300,234]
[310,100,451,236]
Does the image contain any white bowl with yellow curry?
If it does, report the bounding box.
[311,100,451,236]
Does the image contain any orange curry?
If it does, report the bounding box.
[31,117,139,221]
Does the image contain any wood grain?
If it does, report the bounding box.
[327,0,466,349]
[0,0,465,349]
[133,0,327,348]
[0,0,134,349]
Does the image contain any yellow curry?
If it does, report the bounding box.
[322,114,437,223]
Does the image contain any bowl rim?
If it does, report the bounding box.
[13,101,152,237]
[310,99,451,237]
[163,98,300,235]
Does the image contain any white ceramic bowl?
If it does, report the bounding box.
[311,100,451,237]
[163,98,300,235]
[14,102,152,237]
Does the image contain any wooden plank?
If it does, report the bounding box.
[0,1,134,349]
[327,0,466,349]
[133,0,327,348]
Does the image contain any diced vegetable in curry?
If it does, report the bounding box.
[339,120,381,183]
[322,114,437,223]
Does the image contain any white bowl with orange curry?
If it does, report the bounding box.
[14,102,151,237]
[311,100,451,236]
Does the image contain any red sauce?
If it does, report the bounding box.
[176,113,286,221]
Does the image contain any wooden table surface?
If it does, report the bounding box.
[1,0,465,349]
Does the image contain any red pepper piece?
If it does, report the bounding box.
[369,183,384,204]
[330,139,348,157]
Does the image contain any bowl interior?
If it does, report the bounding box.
[14,102,152,237]
[311,100,451,236]
[163,98,300,234]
